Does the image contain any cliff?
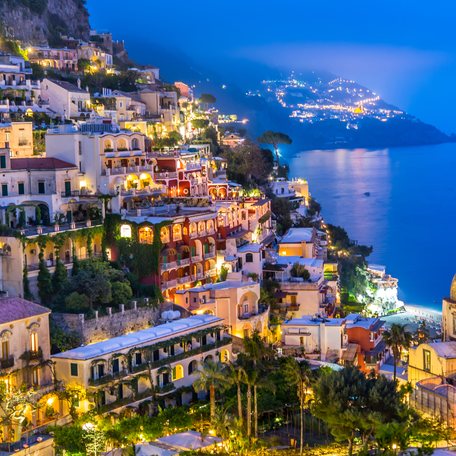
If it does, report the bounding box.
[0,0,90,46]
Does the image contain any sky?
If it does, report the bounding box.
[87,0,456,133]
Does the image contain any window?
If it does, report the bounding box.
[112,358,119,374]
[30,332,38,352]
[188,360,197,375]
[64,181,71,196]
[32,368,39,386]
[172,364,184,381]
[1,340,9,360]
[135,352,142,366]
[98,364,105,378]
[245,253,254,263]
[1,184,7,196]
[18,182,24,195]
[38,181,45,194]
[423,349,431,372]
[70,363,78,377]
[138,226,153,244]
[0,155,6,168]
[300,336,304,346]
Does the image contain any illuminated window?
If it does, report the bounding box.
[1,340,9,360]
[220,349,230,363]
[173,224,182,241]
[30,332,38,352]
[139,226,153,244]
[32,368,39,386]
[120,224,132,238]
[423,349,431,372]
[160,227,170,243]
[172,364,184,381]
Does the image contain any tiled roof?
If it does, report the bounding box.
[0,297,50,324]
[11,157,77,170]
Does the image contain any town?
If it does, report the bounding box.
[0,19,454,456]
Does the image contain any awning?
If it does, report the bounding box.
[342,343,359,362]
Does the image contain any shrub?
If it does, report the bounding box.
[290,263,310,281]
[64,292,90,313]
[111,281,133,306]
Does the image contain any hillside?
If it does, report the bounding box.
[0,0,90,45]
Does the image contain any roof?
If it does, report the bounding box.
[11,157,77,170]
[280,228,314,244]
[346,314,384,331]
[52,315,222,361]
[157,431,222,450]
[0,298,50,324]
[284,316,346,327]
[176,280,258,294]
[47,79,89,94]
[426,342,456,359]
[238,243,262,253]
[278,256,323,269]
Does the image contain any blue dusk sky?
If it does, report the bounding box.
[87,0,456,133]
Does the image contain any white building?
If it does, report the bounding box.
[40,78,91,119]
[282,316,347,361]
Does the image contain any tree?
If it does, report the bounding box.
[52,257,68,296]
[37,250,53,305]
[382,323,413,381]
[312,366,408,455]
[284,358,313,455]
[258,130,292,164]
[290,263,311,281]
[229,363,246,426]
[64,291,91,313]
[199,93,216,107]
[111,281,133,306]
[193,359,229,420]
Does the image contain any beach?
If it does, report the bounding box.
[381,304,442,338]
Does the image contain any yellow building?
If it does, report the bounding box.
[408,342,456,387]
[52,315,232,413]
[442,274,456,341]
[278,227,317,258]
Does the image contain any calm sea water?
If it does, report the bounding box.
[288,143,456,312]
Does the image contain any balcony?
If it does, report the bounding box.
[238,305,269,320]
[21,347,43,362]
[205,269,217,278]
[155,171,178,180]
[0,356,14,369]
[204,251,216,259]
[178,258,190,266]
[162,279,178,289]
[177,276,192,285]
[161,261,177,271]
[191,272,204,281]
[191,255,202,263]
[189,232,198,239]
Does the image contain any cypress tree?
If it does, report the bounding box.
[37,250,53,305]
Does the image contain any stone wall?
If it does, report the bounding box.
[52,301,160,345]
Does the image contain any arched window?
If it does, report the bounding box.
[172,364,184,381]
[160,226,170,243]
[30,332,39,353]
[220,349,230,363]
[245,253,254,263]
[204,355,213,364]
[139,226,153,244]
[117,138,128,151]
[173,224,182,241]
[104,139,113,151]
[131,137,140,150]
[188,360,198,375]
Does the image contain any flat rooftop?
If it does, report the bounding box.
[52,314,222,361]
[284,316,346,327]
[280,228,314,244]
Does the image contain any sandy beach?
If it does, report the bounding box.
[381,304,442,338]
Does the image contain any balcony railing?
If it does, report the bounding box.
[161,261,177,271]
[155,171,178,180]
[191,255,202,263]
[0,356,14,369]
[204,251,216,259]
[21,347,43,362]
[90,338,232,387]
[162,279,178,289]
[177,276,192,285]
[178,258,190,266]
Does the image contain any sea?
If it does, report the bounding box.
[287,143,456,313]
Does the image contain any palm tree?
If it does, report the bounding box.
[382,323,413,381]
[243,367,257,438]
[257,130,292,165]
[229,363,246,426]
[284,358,313,455]
[193,359,229,420]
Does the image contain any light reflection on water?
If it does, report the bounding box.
[288,143,456,310]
